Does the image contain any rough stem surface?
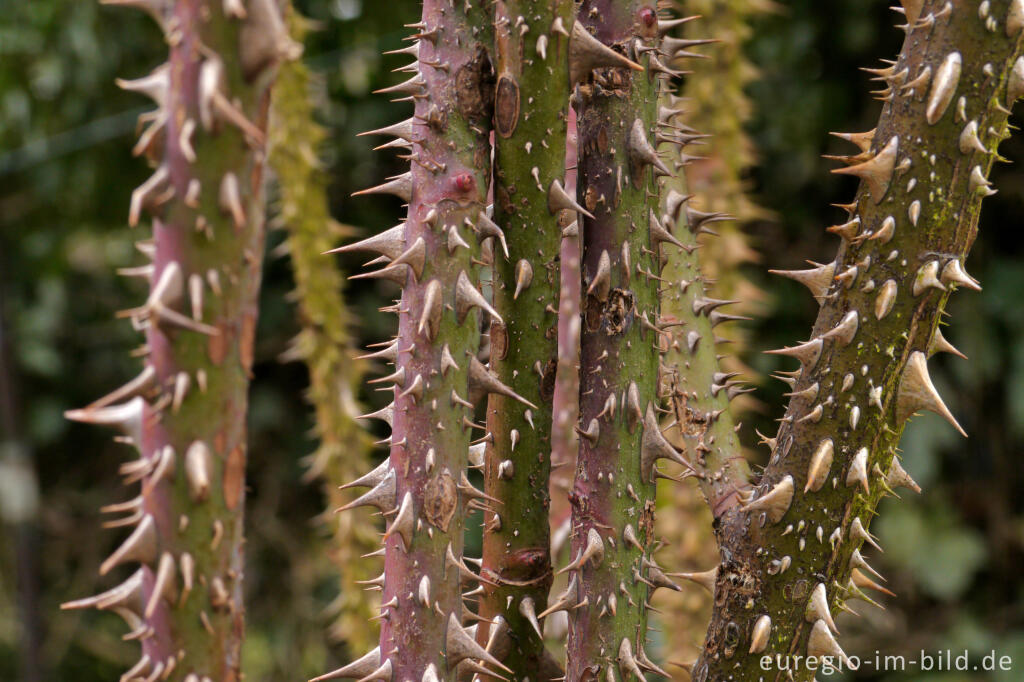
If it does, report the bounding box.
[64,1,290,680]
[477,0,573,677]
[698,2,1024,680]
[566,2,669,676]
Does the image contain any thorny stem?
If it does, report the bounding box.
[657,87,753,523]
[323,1,503,680]
[63,1,293,680]
[270,10,380,654]
[698,2,1024,680]
[565,1,673,676]
[476,0,573,677]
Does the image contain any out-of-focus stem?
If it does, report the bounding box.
[270,10,380,654]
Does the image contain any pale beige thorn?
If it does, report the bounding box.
[445,613,513,673]
[518,597,543,639]
[558,527,605,574]
[399,373,424,403]
[513,259,533,300]
[887,457,921,493]
[959,120,987,155]
[821,310,858,346]
[640,403,693,482]
[649,209,683,250]
[143,552,177,618]
[339,468,396,512]
[65,397,145,445]
[441,345,460,375]
[913,260,945,296]
[100,514,157,575]
[668,567,716,593]
[805,583,838,634]
[325,225,405,261]
[128,165,170,227]
[628,118,672,176]
[740,475,794,524]
[416,282,443,343]
[1009,56,1024,102]
[87,367,156,410]
[625,382,643,433]
[61,568,145,615]
[586,250,612,302]
[349,262,409,286]
[115,63,170,106]
[309,647,382,682]
[468,356,537,408]
[576,418,600,444]
[830,128,875,152]
[623,524,642,550]
[391,237,426,280]
[925,51,961,125]
[473,211,510,259]
[870,215,896,244]
[358,118,416,141]
[749,615,772,654]
[851,516,883,552]
[548,178,594,219]
[875,279,898,320]
[617,638,646,681]
[456,271,503,324]
[826,217,861,241]
[769,262,834,301]
[218,172,245,228]
[846,447,870,494]
[183,441,212,502]
[850,548,886,582]
[896,351,966,436]
[831,135,898,204]
[537,574,577,619]
[805,438,834,493]
[764,338,823,373]
[352,172,413,202]
[383,492,414,550]
[568,19,642,85]
[806,619,852,667]
[940,259,981,291]
[851,568,896,596]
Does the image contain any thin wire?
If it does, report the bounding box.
[0,40,398,177]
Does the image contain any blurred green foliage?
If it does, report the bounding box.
[2,1,1024,680]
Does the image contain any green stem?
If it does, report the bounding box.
[564,2,677,676]
[64,1,293,679]
[318,2,503,680]
[476,0,573,677]
[270,9,380,655]
[699,2,1024,679]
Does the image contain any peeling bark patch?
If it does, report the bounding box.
[223,445,245,511]
[208,323,228,366]
[490,321,508,360]
[495,75,520,138]
[540,357,557,402]
[498,547,552,587]
[584,288,635,335]
[455,46,495,122]
[423,470,457,532]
